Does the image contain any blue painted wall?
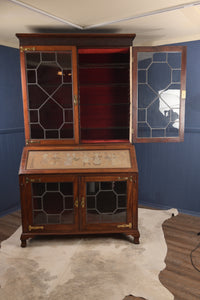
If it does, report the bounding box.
[135,40,200,216]
[0,40,200,216]
[0,45,24,216]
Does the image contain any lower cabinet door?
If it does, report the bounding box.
[80,175,133,233]
[24,176,79,233]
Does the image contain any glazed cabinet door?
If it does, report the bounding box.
[20,46,79,145]
[20,175,79,235]
[80,175,136,233]
[132,46,187,143]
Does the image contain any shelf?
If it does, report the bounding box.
[80,103,129,106]
[79,63,129,69]
[79,83,129,87]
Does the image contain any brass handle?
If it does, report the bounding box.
[81,197,85,208]
[28,225,44,231]
[74,197,79,208]
[117,222,132,229]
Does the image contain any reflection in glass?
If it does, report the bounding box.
[137,51,182,138]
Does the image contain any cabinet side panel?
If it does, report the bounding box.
[19,51,30,142]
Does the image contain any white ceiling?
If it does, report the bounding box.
[1,0,200,48]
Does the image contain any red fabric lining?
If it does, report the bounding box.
[78,48,130,141]
[78,48,129,54]
[79,67,129,85]
[80,105,129,128]
[80,86,129,105]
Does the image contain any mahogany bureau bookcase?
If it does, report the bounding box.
[16,33,186,247]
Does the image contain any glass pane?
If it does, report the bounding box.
[46,130,59,139]
[65,110,73,122]
[64,197,74,209]
[42,53,55,61]
[57,53,72,68]
[29,110,38,123]
[86,182,99,195]
[48,214,60,224]
[27,70,36,83]
[33,197,42,209]
[28,85,48,109]
[137,51,182,138]
[32,183,45,196]
[60,182,73,195]
[86,180,127,224]
[32,182,74,225]
[25,51,74,140]
[30,124,44,139]
[39,99,63,129]
[37,62,62,95]
[60,124,74,138]
[53,85,73,108]
[26,52,40,69]
[46,182,59,191]
[61,211,74,224]
[34,211,47,224]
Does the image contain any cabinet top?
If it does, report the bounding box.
[16,33,136,47]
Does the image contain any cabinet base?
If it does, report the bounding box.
[20,234,35,248]
[132,235,140,244]
[20,231,140,247]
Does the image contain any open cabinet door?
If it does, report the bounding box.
[132,46,187,143]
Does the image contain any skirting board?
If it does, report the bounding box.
[0,204,21,218]
[139,201,200,217]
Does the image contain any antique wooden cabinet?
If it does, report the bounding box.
[19,144,138,247]
[17,33,186,246]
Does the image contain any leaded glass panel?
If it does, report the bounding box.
[137,51,183,139]
[32,182,74,225]
[25,51,74,140]
[86,181,127,224]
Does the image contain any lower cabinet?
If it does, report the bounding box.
[19,173,139,247]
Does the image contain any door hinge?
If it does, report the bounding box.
[74,95,78,106]
[117,222,132,229]
[28,225,44,231]
[20,46,36,52]
[26,139,40,145]
[26,177,41,184]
